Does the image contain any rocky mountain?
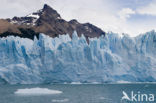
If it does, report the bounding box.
[0,4,105,41]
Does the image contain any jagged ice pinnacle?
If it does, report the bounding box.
[0,31,156,84]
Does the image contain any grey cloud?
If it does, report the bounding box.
[0,0,44,18]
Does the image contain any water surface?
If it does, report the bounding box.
[0,84,155,103]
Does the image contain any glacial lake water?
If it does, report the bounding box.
[0,83,156,103]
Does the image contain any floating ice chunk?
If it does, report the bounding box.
[99,97,113,102]
[71,82,82,84]
[117,80,131,84]
[51,98,69,102]
[14,87,62,95]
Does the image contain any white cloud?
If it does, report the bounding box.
[137,1,156,16]
[118,8,135,21]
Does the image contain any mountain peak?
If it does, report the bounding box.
[42,4,58,14]
[1,4,105,41]
[41,4,61,19]
[43,4,52,11]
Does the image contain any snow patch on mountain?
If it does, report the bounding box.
[26,14,39,19]
[10,9,42,26]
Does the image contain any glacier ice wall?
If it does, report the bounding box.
[0,31,156,84]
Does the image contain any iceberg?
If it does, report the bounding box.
[0,31,156,84]
[51,99,69,102]
[14,87,62,95]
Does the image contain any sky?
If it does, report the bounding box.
[0,0,156,36]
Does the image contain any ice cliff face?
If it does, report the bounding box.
[0,31,156,84]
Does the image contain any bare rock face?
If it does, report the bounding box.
[0,4,105,40]
[0,19,20,34]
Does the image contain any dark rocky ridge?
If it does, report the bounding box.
[0,4,105,41]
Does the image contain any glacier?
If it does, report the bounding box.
[0,31,156,84]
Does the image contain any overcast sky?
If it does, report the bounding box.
[1,0,156,36]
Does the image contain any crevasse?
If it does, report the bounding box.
[0,31,156,84]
